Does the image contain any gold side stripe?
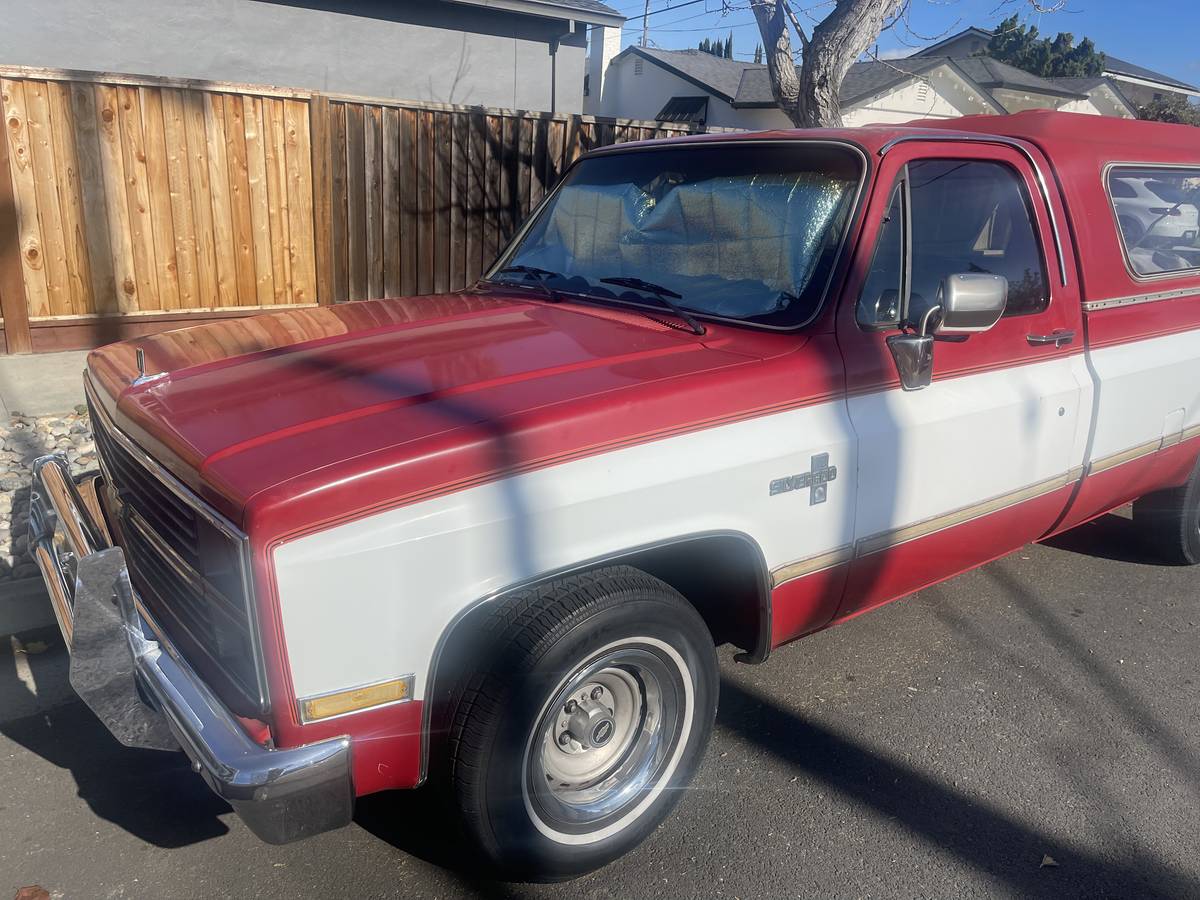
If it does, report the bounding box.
[855,469,1081,559]
[1183,424,1200,442]
[1088,438,1164,476]
[770,467,1088,583]
[771,546,854,587]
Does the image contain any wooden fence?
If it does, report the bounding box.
[0,66,712,353]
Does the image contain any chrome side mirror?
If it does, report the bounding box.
[886,304,940,391]
[886,331,934,391]
[935,273,1007,335]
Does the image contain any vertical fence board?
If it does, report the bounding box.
[365,105,383,299]
[433,111,450,294]
[0,82,32,351]
[263,97,292,303]
[46,81,93,315]
[116,85,159,311]
[181,90,218,308]
[283,99,315,305]
[159,89,198,309]
[242,95,274,306]
[203,93,237,307]
[466,112,485,285]
[139,88,180,310]
[94,84,137,312]
[25,81,73,316]
[329,102,348,303]
[67,82,116,315]
[2,80,50,318]
[223,94,257,305]
[416,110,434,296]
[398,108,417,298]
[307,93,332,305]
[450,112,467,291]
[344,102,366,300]
[382,107,401,298]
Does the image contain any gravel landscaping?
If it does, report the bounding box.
[0,407,96,583]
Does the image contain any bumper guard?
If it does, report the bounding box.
[27,454,353,844]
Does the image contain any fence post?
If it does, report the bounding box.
[0,102,32,354]
[309,92,335,305]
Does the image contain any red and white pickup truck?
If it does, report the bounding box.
[29,110,1200,878]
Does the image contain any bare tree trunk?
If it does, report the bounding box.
[753,0,904,128]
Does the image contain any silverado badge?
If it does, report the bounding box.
[770,453,838,505]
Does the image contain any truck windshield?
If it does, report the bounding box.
[487,143,862,329]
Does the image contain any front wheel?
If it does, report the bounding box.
[446,566,718,880]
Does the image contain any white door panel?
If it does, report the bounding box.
[849,357,1081,540]
[1086,327,1200,459]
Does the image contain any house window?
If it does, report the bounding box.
[916,81,930,104]
[634,58,644,76]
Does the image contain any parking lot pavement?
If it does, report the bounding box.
[3,508,1199,899]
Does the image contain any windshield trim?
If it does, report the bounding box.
[483,138,871,333]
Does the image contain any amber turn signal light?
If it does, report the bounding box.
[299,675,414,723]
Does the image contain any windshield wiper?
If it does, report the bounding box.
[486,265,562,301]
[599,276,706,335]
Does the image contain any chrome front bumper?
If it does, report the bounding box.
[27,455,354,844]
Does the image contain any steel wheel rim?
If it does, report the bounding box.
[525,643,686,835]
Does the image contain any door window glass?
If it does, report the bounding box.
[907,160,1050,321]
[857,183,905,328]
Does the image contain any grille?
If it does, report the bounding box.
[87,385,266,717]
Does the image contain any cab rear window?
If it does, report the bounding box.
[1107,166,1200,277]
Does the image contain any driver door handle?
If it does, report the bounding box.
[1027,330,1076,348]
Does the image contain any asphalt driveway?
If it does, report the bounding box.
[3,507,1199,899]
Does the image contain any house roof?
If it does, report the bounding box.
[1102,54,1199,92]
[621,46,754,102]
[730,57,948,107]
[446,0,624,27]
[913,25,1198,94]
[950,56,1088,99]
[910,26,993,57]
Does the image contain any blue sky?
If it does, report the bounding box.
[610,0,1200,89]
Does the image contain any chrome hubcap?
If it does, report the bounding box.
[526,644,685,833]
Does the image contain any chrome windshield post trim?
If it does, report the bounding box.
[878,132,1069,289]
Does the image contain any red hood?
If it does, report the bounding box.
[89,293,810,532]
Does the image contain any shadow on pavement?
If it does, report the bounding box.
[715,677,1198,899]
[0,671,231,849]
[356,788,545,897]
[1040,512,1166,566]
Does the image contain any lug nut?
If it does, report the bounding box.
[591,687,604,701]
[558,731,574,746]
[564,700,578,714]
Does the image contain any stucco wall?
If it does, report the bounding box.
[0,0,588,113]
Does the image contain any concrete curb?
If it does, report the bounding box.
[0,576,56,637]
